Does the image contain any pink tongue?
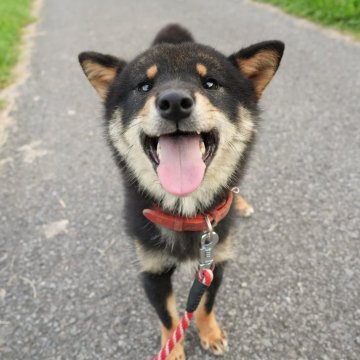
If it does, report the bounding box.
[157,135,205,197]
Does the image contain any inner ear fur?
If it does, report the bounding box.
[229,41,284,99]
[78,51,126,100]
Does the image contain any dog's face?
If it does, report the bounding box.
[79,32,283,216]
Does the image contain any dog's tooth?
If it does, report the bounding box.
[200,140,206,155]
[157,142,161,158]
[196,131,201,135]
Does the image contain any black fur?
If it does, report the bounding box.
[104,42,259,125]
[204,262,225,313]
[152,23,194,45]
[142,267,176,330]
[229,40,285,68]
[78,51,125,70]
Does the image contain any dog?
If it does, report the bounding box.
[79,24,284,359]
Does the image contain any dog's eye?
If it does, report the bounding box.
[203,78,219,90]
[138,81,153,93]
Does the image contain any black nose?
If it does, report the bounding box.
[156,90,194,121]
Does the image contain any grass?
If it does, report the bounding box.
[0,98,6,110]
[256,0,360,39]
[0,0,33,90]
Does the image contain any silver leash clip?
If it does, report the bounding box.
[199,216,219,270]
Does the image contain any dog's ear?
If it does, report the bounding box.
[78,52,126,100]
[229,41,284,99]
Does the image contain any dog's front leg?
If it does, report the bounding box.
[195,263,229,355]
[142,267,186,360]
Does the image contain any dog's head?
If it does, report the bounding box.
[79,24,284,216]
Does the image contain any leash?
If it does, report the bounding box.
[154,216,219,360]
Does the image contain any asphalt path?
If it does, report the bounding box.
[0,0,359,359]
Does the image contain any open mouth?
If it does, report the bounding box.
[143,130,218,166]
[142,130,218,196]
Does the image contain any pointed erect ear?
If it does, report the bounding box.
[78,51,126,100]
[229,41,284,99]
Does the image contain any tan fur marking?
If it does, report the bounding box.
[138,95,156,123]
[146,64,158,80]
[135,241,176,273]
[235,194,254,217]
[237,50,279,99]
[82,60,117,100]
[195,293,228,355]
[160,294,186,359]
[213,236,234,264]
[196,63,207,77]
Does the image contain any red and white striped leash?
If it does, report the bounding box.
[154,268,214,360]
[154,216,218,360]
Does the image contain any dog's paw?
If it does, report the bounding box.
[199,327,228,355]
[235,195,254,218]
[167,342,186,360]
[161,324,186,360]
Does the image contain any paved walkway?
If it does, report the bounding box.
[0,0,359,358]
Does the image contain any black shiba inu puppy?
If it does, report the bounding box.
[79,24,284,359]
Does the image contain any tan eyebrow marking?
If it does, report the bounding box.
[196,63,207,77]
[146,64,158,79]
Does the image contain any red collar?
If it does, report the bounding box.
[142,192,234,232]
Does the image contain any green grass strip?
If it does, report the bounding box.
[256,0,360,39]
[0,0,33,89]
[0,98,6,110]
